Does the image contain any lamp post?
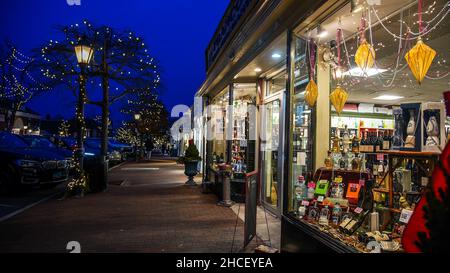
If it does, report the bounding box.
[134,113,142,161]
[74,42,94,170]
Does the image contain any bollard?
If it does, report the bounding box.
[218,169,234,207]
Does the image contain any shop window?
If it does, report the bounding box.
[266,70,287,96]
[209,88,229,167]
[288,35,315,215]
[231,83,257,176]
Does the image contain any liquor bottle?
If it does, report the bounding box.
[352,136,360,153]
[341,206,352,223]
[319,205,330,226]
[307,182,316,200]
[383,133,391,150]
[295,176,307,200]
[332,203,342,225]
[307,201,320,221]
[340,209,370,235]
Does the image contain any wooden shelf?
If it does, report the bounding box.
[360,150,440,157]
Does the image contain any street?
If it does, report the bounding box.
[0,158,251,253]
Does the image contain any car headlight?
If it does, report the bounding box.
[16,159,41,168]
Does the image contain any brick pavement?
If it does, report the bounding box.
[0,158,254,253]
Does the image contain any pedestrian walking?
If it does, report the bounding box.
[145,137,154,160]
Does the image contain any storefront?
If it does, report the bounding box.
[199,0,449,252]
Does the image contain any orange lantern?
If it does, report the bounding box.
[305,79,318,107]
[330,86,348,115]
[405,37,436,85]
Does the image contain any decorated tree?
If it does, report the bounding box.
[0,41,49,131]
[58,119,70,137]
[121,89,169,138]
[34,20,161,192]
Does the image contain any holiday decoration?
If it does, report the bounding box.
[330,86,348,115]
[305,79,318,107]
[405,37,436,85]
[355,40,375,72]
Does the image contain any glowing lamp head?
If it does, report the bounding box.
[74,44,94,65]
[134,113,141,121]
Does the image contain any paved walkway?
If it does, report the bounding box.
[0,158,252,253]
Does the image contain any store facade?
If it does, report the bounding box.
[199,0,449,252]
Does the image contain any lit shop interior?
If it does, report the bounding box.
[282,0,450,252]
[206,0,449,252]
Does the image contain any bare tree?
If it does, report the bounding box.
[0,41,48,131]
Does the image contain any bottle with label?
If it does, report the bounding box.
[307,201,320,221]
[307,182,316,200]
[319,205,330,225]
[295,176,307,200]
[340,209,370,235]
[332,203,342,225]
[383,133,391,150]
[298,201,308,219]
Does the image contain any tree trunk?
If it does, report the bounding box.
[99,35,110,192]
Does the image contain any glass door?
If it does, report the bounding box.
[261,95,283,214]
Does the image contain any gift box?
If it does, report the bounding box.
[315,180,329,197]
[346,183,361,205]
[399,103,422,152]
[421,102,446,153]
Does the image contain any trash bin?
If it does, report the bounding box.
[84,156,108,193]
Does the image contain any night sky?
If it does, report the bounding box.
[0,0,228,125]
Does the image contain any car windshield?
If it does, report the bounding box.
[85,139,101,148]
[0,132,29,148]
[23,137,57,149]
[62,138,76,147]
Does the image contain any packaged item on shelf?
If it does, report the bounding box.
[307,182,316,200]
[319,205,330,226]
[315,180,329,197]
[307,201,320,221]
[332,203,342,225]
[400,103,422,151]
[346,182,361,205]
[421,102,446,152]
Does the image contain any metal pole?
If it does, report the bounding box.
[77,66,86,171]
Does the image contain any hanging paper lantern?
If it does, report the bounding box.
[330,86,348,115]
[405,38,436,85]
[305,79,318,107]
[355,40,375,72]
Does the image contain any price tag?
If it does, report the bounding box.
[359,179,365,186]
[317,196,324,202]
[354,207,363,214]
[301,200,310,206]
[399,209,413,224]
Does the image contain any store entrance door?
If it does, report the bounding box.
[261,94,283,215]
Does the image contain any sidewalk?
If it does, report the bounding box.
[0,159,254,253]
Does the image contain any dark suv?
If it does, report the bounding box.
[0,131,70,194]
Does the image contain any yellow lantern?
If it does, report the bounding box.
[330,86,348,115]
[305,79,318,107]
[355,40,375,72]
[405,37,436,84]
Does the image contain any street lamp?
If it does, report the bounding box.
[134,113,143,161]
[74,40,94,170]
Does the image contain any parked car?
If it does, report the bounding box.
[0,131,70,194]
[108,138,134,159]
[20,135,75,169]
[84,138,122,164]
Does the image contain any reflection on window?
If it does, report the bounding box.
[289,35,315,215]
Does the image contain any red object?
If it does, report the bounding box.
[443,91,450,116]
[188,139,194,146]
[402,142,450,252]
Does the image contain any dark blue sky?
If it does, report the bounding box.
[0,0,228,124]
